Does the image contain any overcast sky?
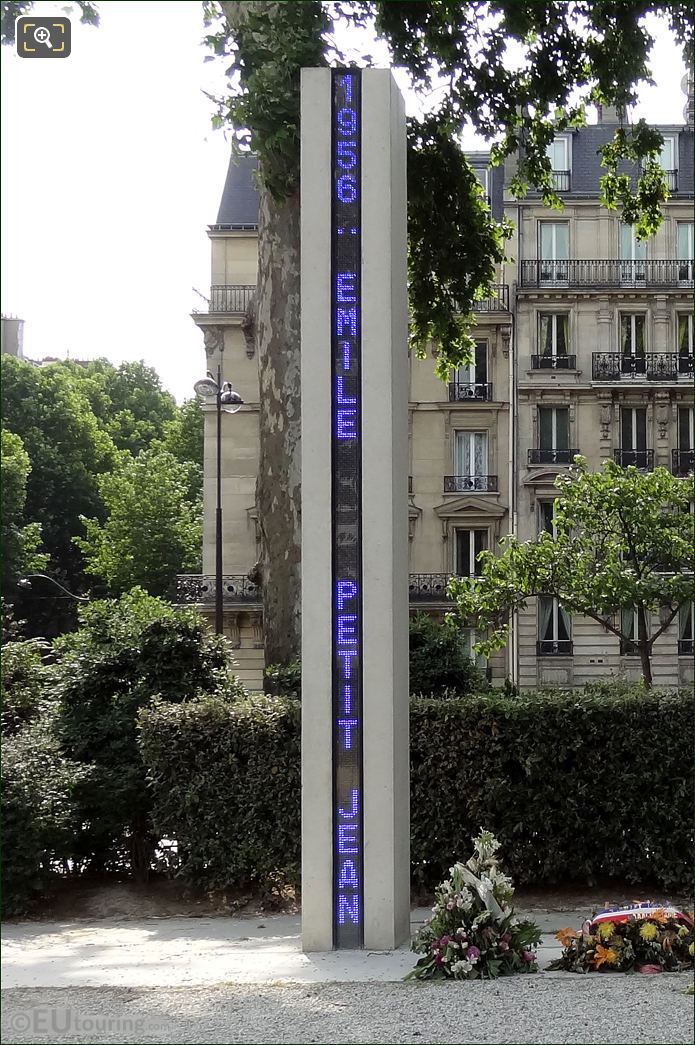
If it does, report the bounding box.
[0,2,688,402]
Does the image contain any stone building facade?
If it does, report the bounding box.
[179,103,693,693]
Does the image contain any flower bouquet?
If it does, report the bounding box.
[550,903,694,974]
[407,829,541,980]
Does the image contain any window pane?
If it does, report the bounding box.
[474,529,487,565]
[539,408,553,449]
[539,597,553,640]
[558,604,571,641]
[556,315,568,355]
[659,137,675,170]
[680,408,693,450]
[540,223,568,260]
[677,222,694,259]
[620,314,631,354]
[621,608,635,640]
[619,224,632,260]
[456,530,471,576]
[555,409,569,450]
[539,502,554,534]
[678,315,693,355]
[554,223,569,259]
[621,408,633,449]
[635,315,645,353]
[539,315,552,354]
[635,409,647,449]
[474,342,487,384]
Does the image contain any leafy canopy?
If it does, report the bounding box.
[449,458,694,658]
[209,0,693,372]
[0,429,47,592]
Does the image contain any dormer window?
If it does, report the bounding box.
[658,135,678,191]
[546,136,571,191]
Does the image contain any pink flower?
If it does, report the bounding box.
[501,933,512,944]
[439,935,451,947]
[447,900,455,910]
[464,945,481,961]
[522,950,535,963]
[498,940,509,952]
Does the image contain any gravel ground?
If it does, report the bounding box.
[2,978,693,1045]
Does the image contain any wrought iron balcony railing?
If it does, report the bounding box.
[593,353,692,381]
[208,285,255,313]
[520,259,694,288]
[474,284,509,311]
[408,573,453,601]
[613,449,654,470]
[665,170,679,191]
[175,574,261,604]
[444,475,498,493]
[531,354,577,370]
[448,382,493,402]
[620,638,640,656]
[678,638,694,655]
[528,448,580,465]
[537,639,573,656]
[550,170,571,192]
[672,449,695,476]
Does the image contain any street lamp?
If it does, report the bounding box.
[17,573,89,602]
[194,365,243,634]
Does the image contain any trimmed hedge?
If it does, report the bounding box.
[139,687,692,892]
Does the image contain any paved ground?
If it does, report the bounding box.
[2,908,692,1043]
[2,980,693,1044]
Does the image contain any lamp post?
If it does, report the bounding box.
[194,366,243,634]
[17,573,89,602]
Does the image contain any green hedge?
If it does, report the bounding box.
[139,687,692,893]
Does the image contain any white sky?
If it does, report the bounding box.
[0,2,688,402]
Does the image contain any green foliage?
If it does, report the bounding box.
[450,459,694,686]
[0,428,47,591]
[598,122,670,238]
[139,694,301,889]
[1,355,119,602]
[1,714,87,916]
[1,637,52,736]
[155,397,204,499]
[57,359,177,457]
[75,448,202,597]
[55,589,245,873]
[264,659,301,699]
[139,686,691,894]
[409,613,485,697]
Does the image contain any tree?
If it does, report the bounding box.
[0,429,47,593]
[75,448,202,597]
[449,459,694,688]
[205,0,692,662]
[155,397,204,500]
[1,356,118,615]
[55,588,245,877]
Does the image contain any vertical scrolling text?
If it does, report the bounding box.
[331,68,363,948]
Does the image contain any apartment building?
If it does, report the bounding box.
[179,98,693,692]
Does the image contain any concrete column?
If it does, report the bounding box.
[300,68,410,952]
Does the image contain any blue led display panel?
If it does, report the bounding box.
[331,68,363,948]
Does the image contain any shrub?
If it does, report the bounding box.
[409,613,485,696]
[139,695,301,889]
[2,716,87,915]
[55,589,245,876]
[264,659,301,699]
[1,637,52,736]
[139,686,691,895]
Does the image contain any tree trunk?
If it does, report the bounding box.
[255,181,302,665]
[637,605,653,689]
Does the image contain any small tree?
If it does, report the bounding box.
[449,459,694,688]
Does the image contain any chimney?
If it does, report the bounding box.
[1,316,25,358]
[682,62,694,126]
[596,103,625,125]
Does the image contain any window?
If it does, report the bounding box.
[461,627,487,669]
[679,408,694,451]
[678,314,693,361]
[538,501,557,538]
[619,225,647,283]
[454,342,488,394]
[538,407,569,450]
[539,222,569,281]
[546,136,571,190]
[538,596,571,655]
[659,135,677,171]
[473,168,490,202]
[620,608,648,655]
[454,431,487,477]
[455,528,488,577]
[537,314,569,364]
[679,604,694,656]
[619,313,646,375]
[618,407,651,469]
[677,222,694,282]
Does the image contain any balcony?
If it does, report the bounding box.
[208,285,255,313]
[448,382,493,402]
[474,284,509,311]
[550,170,571,192]
[678,638,694,656]
[672,449,695,476]
[620,638,639,656]
[444,475,498,493]
[528,448,580,466]
[613,449,654,470]
[520,259,694,288]
[409,573,453,602]
[537,639,573,656]
[531,354,577,370]
[175,574,261,605]
[593,353,693,382]
[665,169,678,191]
